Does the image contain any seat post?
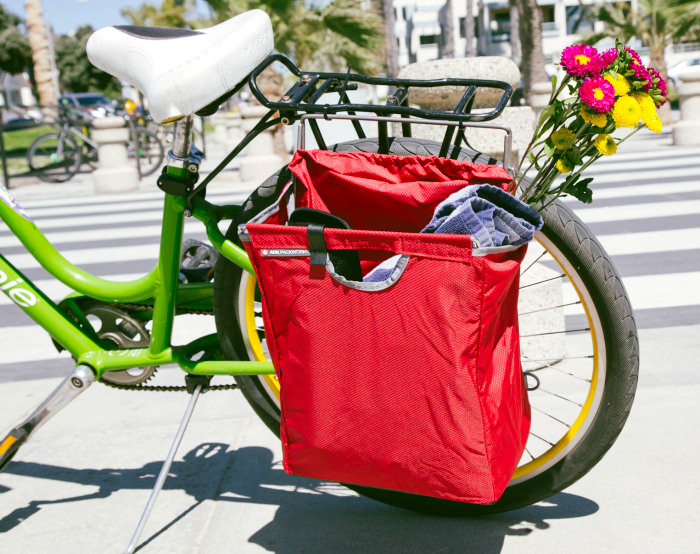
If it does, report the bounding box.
[171,115,194,159]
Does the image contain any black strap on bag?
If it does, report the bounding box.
[289,208,363,281]
[307,224,328,267]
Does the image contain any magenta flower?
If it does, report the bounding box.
[579,76,615,113]
[596,48,618,70]
[626,47,642,65]
[647,67,668,107]
[630,58,652,90]
[561,45,600,77]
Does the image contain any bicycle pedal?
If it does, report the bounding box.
[0,428,27,472]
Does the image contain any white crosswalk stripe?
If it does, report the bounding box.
[0,134,698,373]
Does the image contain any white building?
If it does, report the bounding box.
[393,0,698,75]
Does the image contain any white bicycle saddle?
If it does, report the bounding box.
[87,10,274,124]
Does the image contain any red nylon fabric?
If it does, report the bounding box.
[288,149,516,233]
[244,151,529,504]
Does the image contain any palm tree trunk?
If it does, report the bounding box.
[509,0,521,62]
[464,0,476,57]
[25,0,56,106]
[381,0,399,78]
[651,44,673,125]
[443,0,455,58]
[516,0,547,100]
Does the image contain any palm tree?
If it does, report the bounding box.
[443,0,454,58]
[380,0,399,77]
[204,0,383,76]
[583,0,700,81]
[464,0,475,56]
[514,0,548,100]
[581,0,700,123]
[25,0,57,105]
[509,0,521,62]
[121,0,193,28]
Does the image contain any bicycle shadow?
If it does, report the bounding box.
[1,443,599,553]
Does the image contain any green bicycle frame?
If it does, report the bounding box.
[0,162,273,379]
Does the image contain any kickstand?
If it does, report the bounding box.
[123,375,210,554]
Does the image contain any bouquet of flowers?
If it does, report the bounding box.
[517,40,667,210]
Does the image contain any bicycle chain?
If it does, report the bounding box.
[75,300,238,393]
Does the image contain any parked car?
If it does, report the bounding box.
[59,93,114,117]
[667,57,700,87]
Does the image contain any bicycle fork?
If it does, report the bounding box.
[0,365,96,471]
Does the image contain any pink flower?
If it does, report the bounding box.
[596,48,618,70]
[626,47,642,65]
[647,67,668,107]
[630,58,652,91]
[579,76,615,113]
[561,45,600,77]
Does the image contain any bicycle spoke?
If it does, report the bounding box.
[520,328,590,337]
[519,273,566,290]
[521,355,592,383]
[518,301,581,316]
[525,447,535,461]
[529,431,556,447]
[520,250,548,276]
[531,406,571,428]
[537,388,584,408]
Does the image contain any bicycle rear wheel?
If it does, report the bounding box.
[214,137,639,514]
[127,127,164,176]
[28,133,82,182]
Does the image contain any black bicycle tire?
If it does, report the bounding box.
[28,132,82,183]
[128,127,165,177]
[213,137,639,514]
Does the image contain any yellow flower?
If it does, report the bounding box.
[631,91,661,132]
[556,158,574,173]
[580,105,608,128]
[612,96,642,129]
[646,113,662,133]
[594,134,617,156]
[604,72,631,96]
[551,128,576,150]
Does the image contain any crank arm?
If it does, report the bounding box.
[0,365,95,471]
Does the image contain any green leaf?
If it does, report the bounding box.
[567,147,583,166]
[528,151,536,164]
[567,177,594,203]
[537,104,555,129]
[544,140,555,158]
[562,97,577,104]
[550,75,558,99]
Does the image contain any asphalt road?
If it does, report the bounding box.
[0,132,698,553]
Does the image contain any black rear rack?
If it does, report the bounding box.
[249,54,513,125]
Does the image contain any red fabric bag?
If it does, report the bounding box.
[240,150,531,504]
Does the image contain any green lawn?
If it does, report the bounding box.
[1,125,56,177]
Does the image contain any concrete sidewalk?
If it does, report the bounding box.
[7,142,260,202]
[0,325,698,553]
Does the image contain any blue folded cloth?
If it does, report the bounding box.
[364,185,542,283]
[422,184,543,248]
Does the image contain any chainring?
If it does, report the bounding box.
[82,304,157,386]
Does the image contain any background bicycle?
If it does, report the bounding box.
[27,103,165,182]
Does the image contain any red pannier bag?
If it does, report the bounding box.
[240,150,531,504]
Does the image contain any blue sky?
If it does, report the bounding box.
[3,0,212,35]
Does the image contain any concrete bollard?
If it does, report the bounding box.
[224,111,243,152]
[237,105,283,183]
[529,81,552,122]
[212,112,228,145]
[91,116,139,194]
[673,71,700,147]
[395,57,533,168]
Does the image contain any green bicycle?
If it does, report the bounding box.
[0,10,638,553]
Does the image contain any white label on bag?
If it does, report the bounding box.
[261,248,311,257]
